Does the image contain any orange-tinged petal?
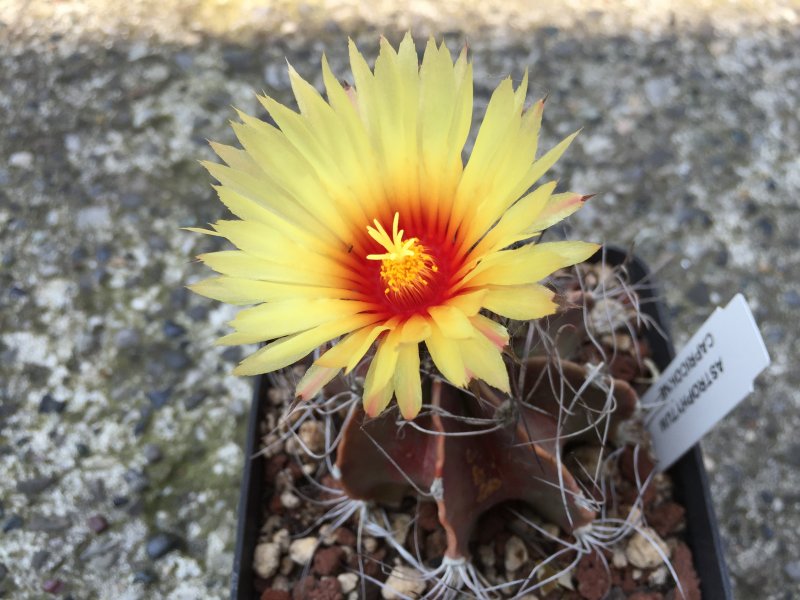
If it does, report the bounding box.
[470,314,510,350]
[363,340,398,417]
[296,365,341,401]
[363,379,394,418]
[526,192,591,233]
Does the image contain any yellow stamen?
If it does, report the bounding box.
[366,213,438,296]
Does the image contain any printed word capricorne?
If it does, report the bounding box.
[656,332,714,402]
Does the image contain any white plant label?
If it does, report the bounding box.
[642,294,770,471]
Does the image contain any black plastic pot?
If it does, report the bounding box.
[231,246,733,600]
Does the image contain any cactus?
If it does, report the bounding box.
[334,355,638,562]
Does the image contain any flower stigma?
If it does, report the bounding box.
[366,212,438,299]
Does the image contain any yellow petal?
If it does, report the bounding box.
[419,38,464,198]
[367,329,402,393]
[452,78,518,223]
[229,120,354,238]
[288,65,383,218]
[189,276,362,305]
[444,290,487,316]
[474,181,557,255]
[509,130,580,201]
[221,299,371,344]
[348,38,379,134]
[399,314,432,344]
[209,141,263,177]
[315,322,393,372]
[212,186,328,253]
[483,284,558,321]
[202,160,340,245]
[513,69,529,109]
[199,250,350,287]
[427,305,474,339]
[461,241,600,288]
[449,47,473,153]
[362,334,401,418]
[461,331,510,393]
[461,106,545,241]
[425,324,468,387]
[394,343,422,419]
[321,53,385,211]
[184,226,220,236]
[233,313,380,376]
[211,220,340,272]
[525,192,590,233]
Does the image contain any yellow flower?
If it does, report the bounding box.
[190,34,598,420]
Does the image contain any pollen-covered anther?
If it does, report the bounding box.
[366,213,438,298]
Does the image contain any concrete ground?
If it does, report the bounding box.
[1,0,798,598]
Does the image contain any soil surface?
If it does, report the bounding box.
[1,1,798,598]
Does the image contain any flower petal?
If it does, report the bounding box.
[198,251,352,287]
[233,313,380,376]
[220,299,371,344]
[362,378,394,418]
[399,314,432,344]
[470,314,510,350]
[315,322,393,372]
[444,289,487,316]
[367,329,402,393]
[473,181,557,256]
[525,192,591,234]
[461,330,510,393]
[189,276,363,305]
[483,284,558,321]
[394,343,422,419]
[461,241,600,288]
[425,324,468,387]
[296,365,341,401]
[428,304,474,339]
[363,338,400,418]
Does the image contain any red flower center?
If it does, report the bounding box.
[361,213,457,317]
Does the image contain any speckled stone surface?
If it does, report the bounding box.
[1,1,799,598]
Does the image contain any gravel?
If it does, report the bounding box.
[145,532,183,560]
[1,0,799,598]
